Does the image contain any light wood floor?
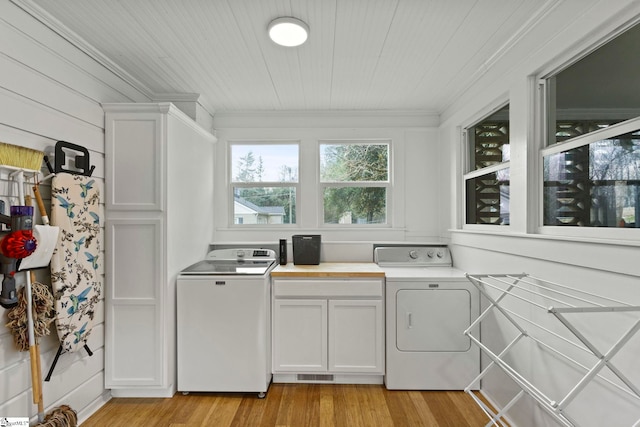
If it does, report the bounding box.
[81,384,493,427]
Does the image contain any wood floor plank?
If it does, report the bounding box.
[319,384,335,427]
[288,384,320,427]
[246,382,283,427]
[204,394,244,426]
[384,390,429,426]
[447,391,494,426]
[167,394,208,426]
[81,384,493,426]
[333,384,358,426]
[422,391,471,427]
[359,385,395,426]
[408,390,442,427]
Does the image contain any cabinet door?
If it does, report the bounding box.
[105,218,165,388]
[328,300,384,373]
[105,111,164,211]
[273,299,327,372]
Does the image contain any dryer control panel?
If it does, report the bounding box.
[373,245,452,267]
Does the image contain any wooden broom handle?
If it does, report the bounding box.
[28,271,43,407]
[28,187,47,413]
[32,184,50,225]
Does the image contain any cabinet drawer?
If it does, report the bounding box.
[273,279,383,298]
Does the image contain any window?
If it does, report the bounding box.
[230,143,298,225]
[319,141,389,225]
[542,23,640,229]
[543,122,640,227]
[545,24,640,147]
[464,104,510,225]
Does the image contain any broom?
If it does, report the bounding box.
[0,142,45,172]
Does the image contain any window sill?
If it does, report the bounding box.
[448,229,640,277]
[452,227,640,248]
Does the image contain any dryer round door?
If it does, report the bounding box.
[396,288,472,352]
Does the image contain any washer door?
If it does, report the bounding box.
[396,289,471,352]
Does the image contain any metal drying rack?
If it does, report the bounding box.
[464,273,640,427]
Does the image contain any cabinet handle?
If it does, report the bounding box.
[407,312,413,329]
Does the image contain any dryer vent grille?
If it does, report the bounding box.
[297,374,334,382]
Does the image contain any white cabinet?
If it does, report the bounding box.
[103,103,216,397]
[273,299,328,372]
[272,278,384,384]
[328,299,383,373]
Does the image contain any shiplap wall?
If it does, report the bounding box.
[0,2,150,423]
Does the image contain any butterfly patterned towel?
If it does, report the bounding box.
[50,173,103,353]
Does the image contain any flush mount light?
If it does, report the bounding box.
[268,17,309,47]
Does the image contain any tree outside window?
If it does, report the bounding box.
[320,142,389,225]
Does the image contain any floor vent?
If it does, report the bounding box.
[297,374,334,382]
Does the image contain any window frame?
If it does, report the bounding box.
[538,116,640,240]
[535,20,640,241]
[462,102,512,229]
[318,139,392,228]
[226,138,394,229]
[228,140,300,228]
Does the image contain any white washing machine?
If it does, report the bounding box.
[375,245,480,390]
[177,248,276,397]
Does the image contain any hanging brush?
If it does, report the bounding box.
[0,142,45,172]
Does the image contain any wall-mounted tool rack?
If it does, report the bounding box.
[464,273,640,427]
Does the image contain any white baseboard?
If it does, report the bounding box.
[77,390,111,425]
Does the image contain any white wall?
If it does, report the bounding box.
[438,0,640,425]
[212,111,442,261]
[452,239,640,427]
[0,1,151,423]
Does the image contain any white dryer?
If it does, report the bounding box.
[375,245,479,390]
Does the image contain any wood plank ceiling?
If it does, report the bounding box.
[26,0,554,115]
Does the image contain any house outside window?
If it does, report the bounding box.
[230,142,298,225]
[464,104,510,226]
[541,23,640,230]
[319,141,390,225]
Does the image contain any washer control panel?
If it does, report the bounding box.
[374,245,452,267]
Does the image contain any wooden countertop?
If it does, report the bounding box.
[271,262,385,278]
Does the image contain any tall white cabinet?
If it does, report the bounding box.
[103,103,216,397]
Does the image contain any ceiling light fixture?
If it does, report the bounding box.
[268,17,309,47]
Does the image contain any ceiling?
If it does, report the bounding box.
[27,0,553,115]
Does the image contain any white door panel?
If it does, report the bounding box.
[396,289,471,352]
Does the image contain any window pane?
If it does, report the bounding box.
[547,23,640,145]
[320,143,389,182]
[234,187,296,224]
[468,105,510,171]
[231,144,298,182]
[543,130,640,227]
[465,169,510,225]
[323,187,386,224]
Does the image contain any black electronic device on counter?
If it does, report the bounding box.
[292,235,321,265]
[279,239,287,265]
